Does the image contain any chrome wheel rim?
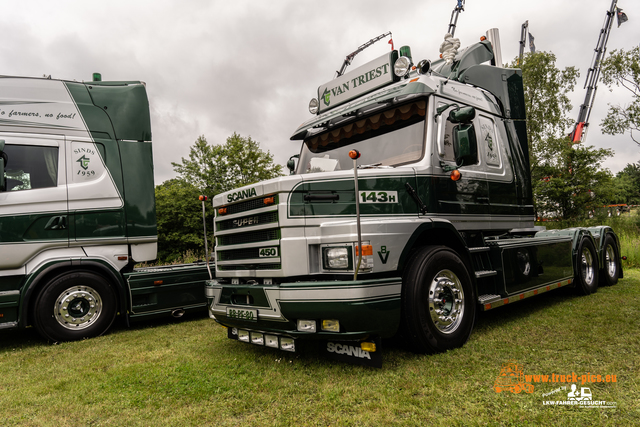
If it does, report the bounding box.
[54,286,103,330]
[580,248,595,286]
[604,245,616,279]
[428,269,465,334]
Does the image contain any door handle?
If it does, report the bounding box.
[44,215,67,230]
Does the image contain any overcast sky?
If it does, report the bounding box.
[1,0,639,185]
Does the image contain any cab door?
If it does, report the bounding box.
[431,100,489,222]
[0,135,68,270]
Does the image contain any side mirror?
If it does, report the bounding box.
[453,124,478,166]
[0,140,5,191]
[287,154,299,175]
[449,106,476,124]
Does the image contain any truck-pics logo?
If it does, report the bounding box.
[494,361,534,394]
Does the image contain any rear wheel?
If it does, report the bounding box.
[575,238,599,295]
[599,235,619,287]
[402,246,475,354]
[33,271,117,342]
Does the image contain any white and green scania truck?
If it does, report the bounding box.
[0,75,210,342]
[205,30,623,366]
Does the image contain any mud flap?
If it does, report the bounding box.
[324,336,382,368]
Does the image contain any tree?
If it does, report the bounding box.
[513,52,615,220]
[512,52,579,175]
[613,161,640,205]
[172,133,284,196]
[600,47,640,146]
[536,144,615,219]
[155,179,212,263]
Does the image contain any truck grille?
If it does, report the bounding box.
[217,211,278,232]
[218,247,280,261]
[221,195,279,216]
[215,195,281,274]
[217,229,280,246]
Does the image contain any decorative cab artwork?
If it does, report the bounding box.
[480,118,500,167]
[71,142,102,183]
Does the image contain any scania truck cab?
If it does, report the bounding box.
[205,30,622,364]
[0,76,209,342]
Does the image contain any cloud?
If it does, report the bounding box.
[1,0,638,185]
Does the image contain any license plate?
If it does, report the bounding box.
[226,307,258,321]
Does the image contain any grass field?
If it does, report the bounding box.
[1,269,638,426]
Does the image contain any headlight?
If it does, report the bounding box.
[309,98,319,114]
[322,246,352,270]
[394,56,411,77]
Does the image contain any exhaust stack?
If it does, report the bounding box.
[485,28,503,67]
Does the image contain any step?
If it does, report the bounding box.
[468,246,490,253]
[477,294,501,305]
[475,270,498,279]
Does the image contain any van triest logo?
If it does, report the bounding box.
[322,88,331,106]
[227,187,257,203]
[76,155,91,170]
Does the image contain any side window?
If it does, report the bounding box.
[2,144,59,191]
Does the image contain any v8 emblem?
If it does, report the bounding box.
[378,246,390,264]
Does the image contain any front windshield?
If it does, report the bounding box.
[298,100,427,174]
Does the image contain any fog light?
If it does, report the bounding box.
[231,327,238,336]
[265,335,279,348]
[322,319,340,332]
[361,341,377,352]
[250,332,264,345]
[297,319,316,333]
[238,330,250,342]
[280,337,296,352]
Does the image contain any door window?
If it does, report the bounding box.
[2,144,58,191]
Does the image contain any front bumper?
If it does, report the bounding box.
[205,277,402,340]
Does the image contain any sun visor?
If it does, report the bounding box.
[291,80,434,141]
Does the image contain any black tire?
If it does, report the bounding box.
[33,271,117,342]
[599,235,619,287]
[575,238,599,295]
[402,246,476,354]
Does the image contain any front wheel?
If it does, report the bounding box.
[33,271,117,342]
[402,246,476,354]
[575,238,599,295]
